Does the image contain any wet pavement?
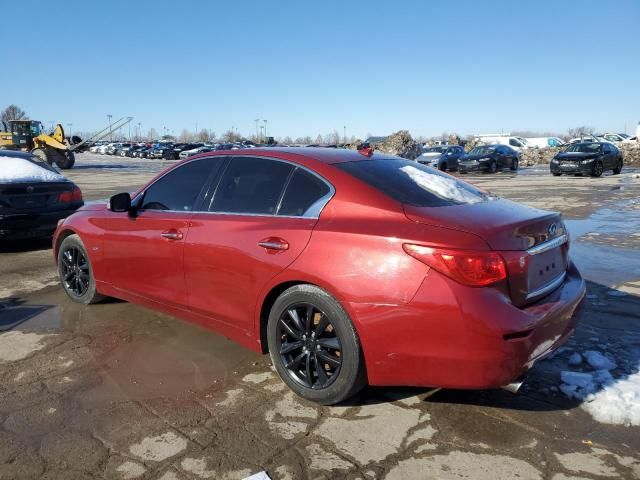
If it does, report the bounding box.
[1,154,639,479]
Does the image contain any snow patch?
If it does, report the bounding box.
[400,165,485,204]
[0,331,50,362]
[0,157,66,183]
[129,431,187,462]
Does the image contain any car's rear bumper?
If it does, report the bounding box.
[348,260,585,389]
[0,209,79,240]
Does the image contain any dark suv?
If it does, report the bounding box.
[550,142,623,177]
[417,145,465,171]
[458,145,520,173]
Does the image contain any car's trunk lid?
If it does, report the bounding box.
[404,198,569,306]
[0,181,75,212]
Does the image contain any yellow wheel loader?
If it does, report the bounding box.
[0,120,77,169]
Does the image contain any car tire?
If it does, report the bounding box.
[552,172,561,176]
[58,234,106,305]
[488,160,497,174]
[438,162,447,172]
[267,284,366,405]
[613,159,623,175]
[31,147,51,165]
[510,158,519,171]
[591,161,604,177]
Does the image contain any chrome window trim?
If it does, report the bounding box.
[134,154,335,220]
[527,234,568,256]
[526,271,567,301]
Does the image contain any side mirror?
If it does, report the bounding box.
[109,192,132,212]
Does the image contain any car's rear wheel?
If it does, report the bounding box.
[58,234,105,304]
[438,162,447,171]
[488,160,497,173]
[510,158,519,171]
[613,159,623,175]
[267,284,366,405]
[552,172,561,176]
[591,161,604,177]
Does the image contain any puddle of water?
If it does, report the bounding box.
[3,288,258,404]
[565,200,640,287]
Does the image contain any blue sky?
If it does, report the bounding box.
[2,0,639,139]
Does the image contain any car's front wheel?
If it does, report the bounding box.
[267,284,366,405]
[488,160,497,173]
[58,234,105,305]
[591,161,604,177]
[510,158,519,171]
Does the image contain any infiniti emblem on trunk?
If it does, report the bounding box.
[26,185,34,193]
[548,223,557,235]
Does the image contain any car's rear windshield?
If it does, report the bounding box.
[424,147,445,153]
[565,143,601,153]
[336,159,488,207]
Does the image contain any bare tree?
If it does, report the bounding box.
[281,136,293,145]
[148,128,158,141]
[315,134,324,145]
[222,130,242,142]
[567,126,595,139]
[179,129,192,142]
[1,104,27,123]
[197,129,211,142]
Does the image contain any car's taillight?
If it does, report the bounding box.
[403,244,507,287]
[58,187,82,203]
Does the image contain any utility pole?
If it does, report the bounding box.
[107,114,113,141]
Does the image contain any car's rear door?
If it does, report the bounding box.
[184,156,333,332]
[102,157,221,306]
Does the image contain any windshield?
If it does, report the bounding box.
[423,147,445,154]
[565,143,601,153]
[336,159,488,207]
[468,146,496,156]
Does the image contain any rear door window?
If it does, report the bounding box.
[336,159,488,207]
[210,157,294,215]
[278,168,331,217]
[140,158,218,212]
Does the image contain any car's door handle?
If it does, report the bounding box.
[161,230,183,240]
[258,237,289,251]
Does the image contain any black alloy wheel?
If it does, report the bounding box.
[60,246,90,298]
[592,161,604,177]
[277,303,342,390]
[613,159,623,175]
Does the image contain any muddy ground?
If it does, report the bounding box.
[1,153,639,480]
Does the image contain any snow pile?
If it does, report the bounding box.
[582,371,640,426]
[558,348,640,426]
[0,157,65,183]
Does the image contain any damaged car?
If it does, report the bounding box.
[53,148,585,404]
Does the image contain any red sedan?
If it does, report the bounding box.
[53,148,585,404]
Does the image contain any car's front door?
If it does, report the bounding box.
[184,156,333,333]
[102,157,219,306]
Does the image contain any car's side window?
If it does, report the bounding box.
[210,157,294,215]
[602,144,611,154]
[140,158,216,212]
[278,168,332,217]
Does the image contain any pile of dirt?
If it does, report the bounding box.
[371,130,421,159]
[520,147,561,166]
[620,143,640,166]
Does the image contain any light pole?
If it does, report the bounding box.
[260,125,264,142]
[107,114,113,141]
[67,123,73,136]
[263,119,268,142]
[137,122,141,141]
[254,118,260,141]
[343,125,346,145]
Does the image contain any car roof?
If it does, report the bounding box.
[0,149,36,159]
[199,147,400,164]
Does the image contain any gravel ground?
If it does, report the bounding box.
[0,153,639,480]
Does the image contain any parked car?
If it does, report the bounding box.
[0,150,83,240]
[148,144,175,159]
[53,148,584,404]
[473,135,532,150]
[599,133,634,144]
[133,146,153,158]
[179,145,213,159]
[416,145,465,171]
[525,137,565,148]
[458,145,520,173]
[550,142,623,177]
[163,143,204,160]
[568,135,599,144]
